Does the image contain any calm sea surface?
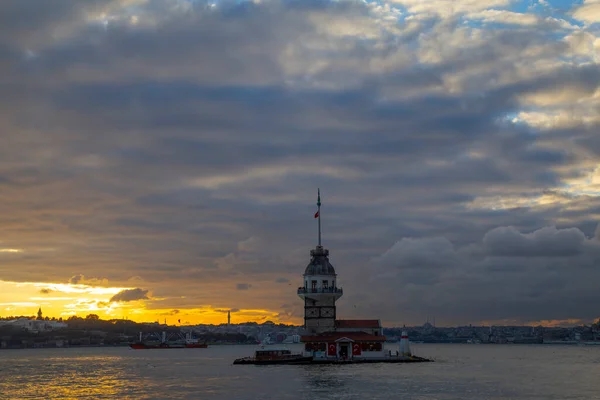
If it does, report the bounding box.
[1,344,599,399]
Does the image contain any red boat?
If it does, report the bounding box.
[129,331,208,349]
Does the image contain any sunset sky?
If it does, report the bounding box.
[0,0,599,327]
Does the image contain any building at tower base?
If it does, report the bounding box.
[297,243,387,360]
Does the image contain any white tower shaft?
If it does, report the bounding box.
[399,331,411,356]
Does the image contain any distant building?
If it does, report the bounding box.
[0,317,67,333]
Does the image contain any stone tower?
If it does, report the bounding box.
[297,190,343,335]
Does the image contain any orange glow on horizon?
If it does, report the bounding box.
[0,280,593,327]
[0,280,300,325]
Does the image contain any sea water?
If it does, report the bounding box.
[1,343,599,399]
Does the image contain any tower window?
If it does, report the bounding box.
[322,280,328,289]
[311,281,317,291]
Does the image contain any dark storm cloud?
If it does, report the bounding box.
[377,237,456,271]
[67,274,108,286]
[483,226,587,257]
[0,0,598,323]
[366,224,600,325]
[69,275,84,285]
[214,308,240,313]
[110,288,149,302]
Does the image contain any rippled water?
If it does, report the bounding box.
[1,344,599,399]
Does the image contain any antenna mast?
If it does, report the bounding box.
[317,189,321,247]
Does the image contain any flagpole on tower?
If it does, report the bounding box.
[317,188,321,247]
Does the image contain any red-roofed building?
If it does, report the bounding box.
[299,319,387,360]
[335,319,382,335]
[301,332,385,342]
[300,331,386,359]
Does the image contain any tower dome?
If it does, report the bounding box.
[304,246,336,276]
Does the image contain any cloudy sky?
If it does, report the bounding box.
[0,0,599,327]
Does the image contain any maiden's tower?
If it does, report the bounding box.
[232,191,432,365]
[297,190,386,361]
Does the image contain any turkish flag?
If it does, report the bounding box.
[327,343,336,356]
[352,343,361,356]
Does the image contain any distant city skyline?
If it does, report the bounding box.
[1,0,599,327]
[4,310,597,331]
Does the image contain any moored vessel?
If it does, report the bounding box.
[130,331,208,349]
[130,342,208,349]
[233,347,313,365]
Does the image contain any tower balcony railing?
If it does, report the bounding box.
[297,287,343,295]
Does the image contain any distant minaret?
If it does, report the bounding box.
[37,307,43,320]
[298,189,343,335]
[228,310,231,326]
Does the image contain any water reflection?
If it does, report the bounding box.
[1,351,151,398]
[2,345,600,400]
[301,365,346,391]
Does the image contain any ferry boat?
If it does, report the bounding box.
[130,331,208,350]
[233,347,313,365]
